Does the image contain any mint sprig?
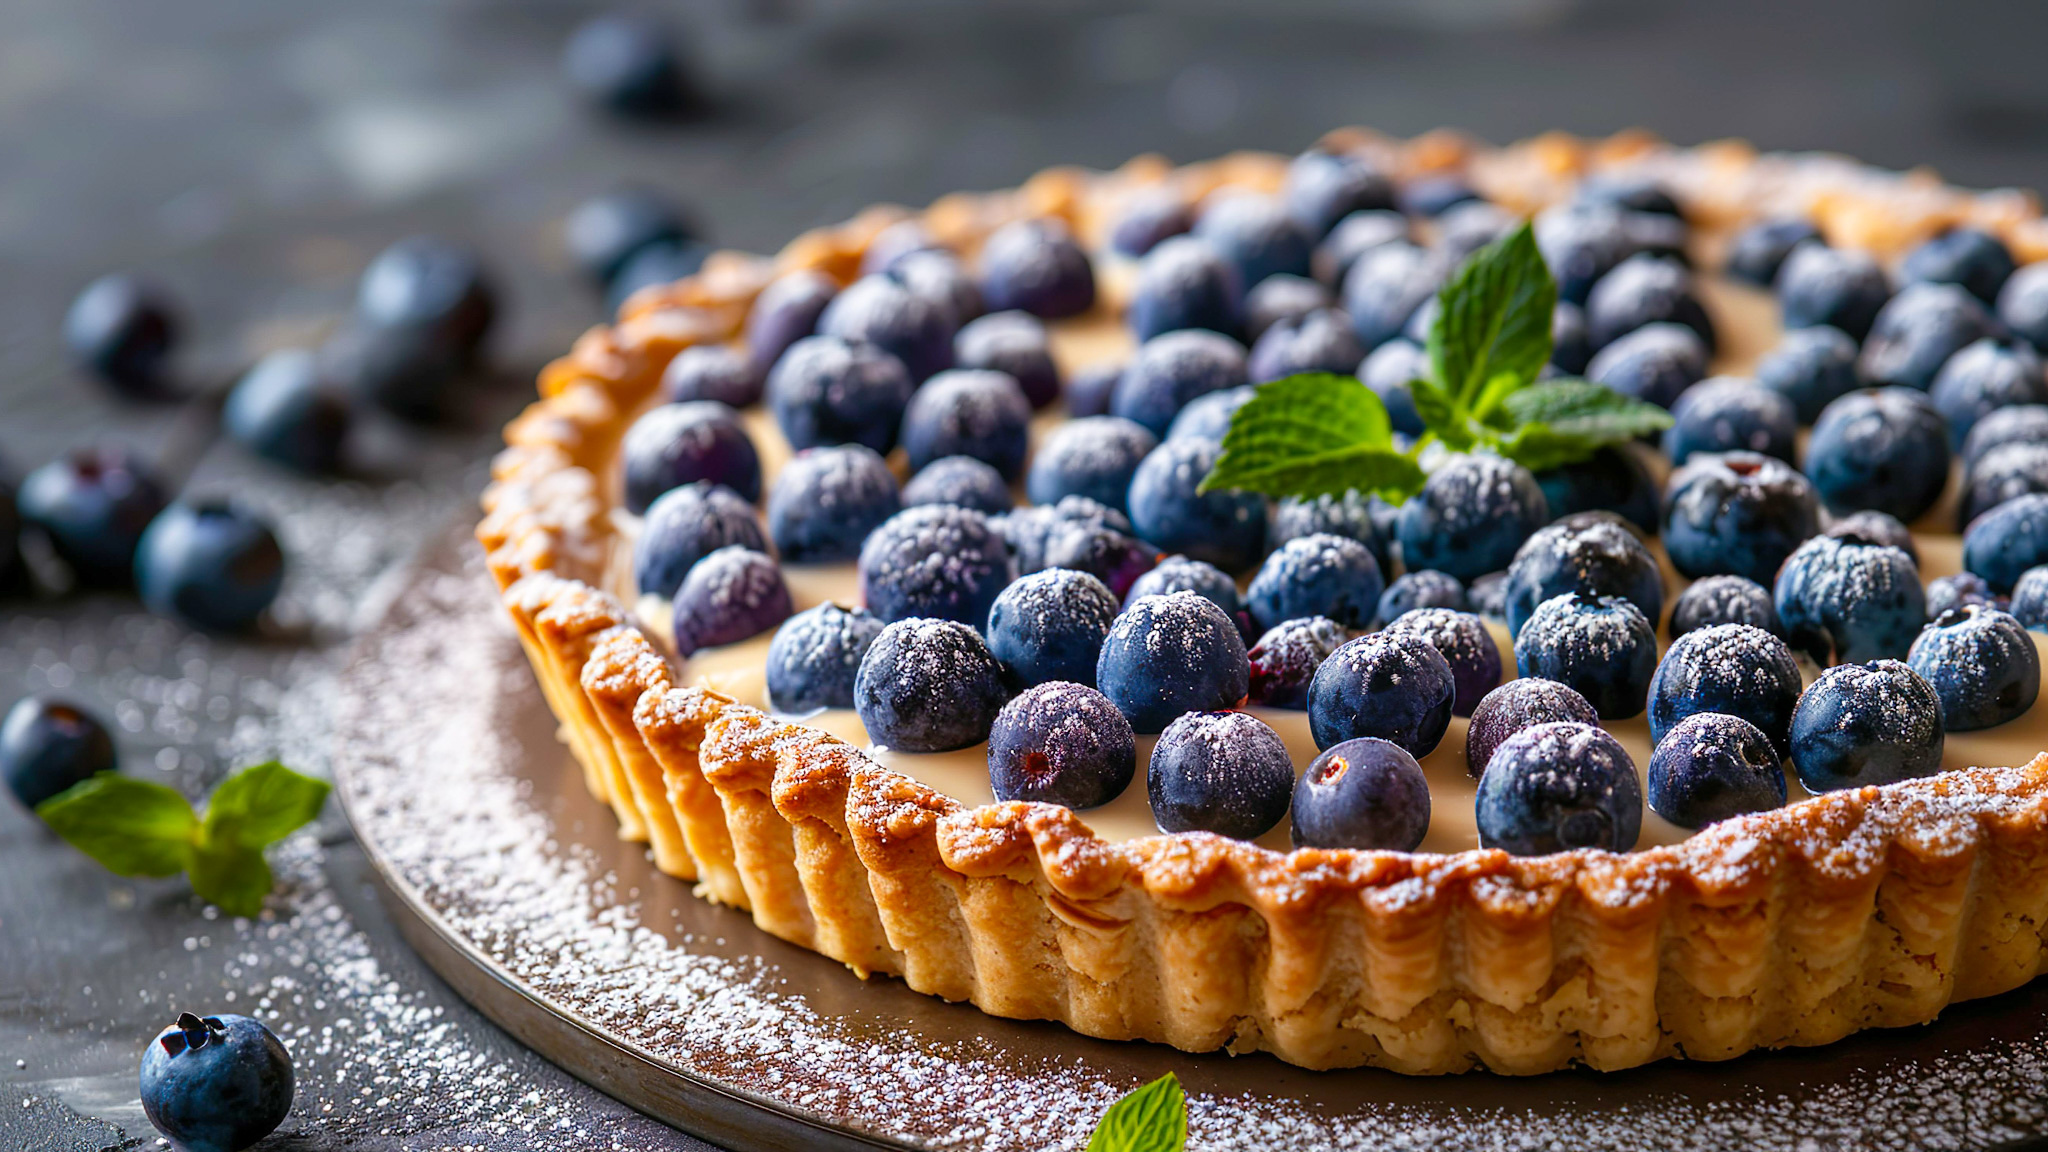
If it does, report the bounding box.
[37,761,329,917]
[1086,1072,1187,1152]
[1201,221,1673,502]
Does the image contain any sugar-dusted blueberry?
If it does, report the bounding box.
[1291,737,1430,851]
[562,12,692,115]
[18,446,168,588]
[1532,446,1660,534]
[1096,590,1249,733]
[1342,241,1443,351]
[1908,605,2041,730]
[1283,149,1396,239]
[979,218,1095,320]
[1902,226,2015,305]
[1966,492,2048,592]
[2011,566,2048,629]
[744,270,837,375]
[621,401,760,512]
[1127,437,1268,574]
[1110,328,1249,437]
[1128,236,1242,341]
[1246,533,1383,631]
[1514,592,1658,719]
[1926,572,2001,621]
[901,455,1012,515]
[670,546,790,656]
[766,334,916,454]
[1,696,115,812]
[1464,677,1599,780]
[985,568,1121,690]
[1247,308,1364,384]
[854,618,1010,752]
[1534,202,1635,305]
[996,496,1131,576]
[139,1012,294,1152]
[1308,631,1456,755]
[1312,210,1409,289]
[1998,262,2048,353]
[1065,362,1122,419]
[1647,712,1787,829]
[1858,282,1995,391]
[1164,386,1253,445]
[566,186,693,285]
[1357,338,1428,438]
[1725,217,1823,288]
[1040,521,1157,601]
[1125,554,1246,622]
[954,310,1059,409]
[1586,322,1709,409]
[987,682,1136,809]
[605,240,709,316]
[1399,174,1480,217]
[223,349,350,474]
[1663,377,1797,465]
[1963,404,2048,472]
[1397,454,1549,584]
[757,597,883,711]
[1648,623,1802,754]
[1244,274,1331,342]
[1586,253,1716,352]
[1824,510,1918,563]
[1962,442,2048,528]
[1247,616,1345,709]
[1575,172,1682,218]
[900,369,1031,480]
[858,504,1012,627]
[1269,490,1392,574]
[1400,297,1439,346]
[1804,387,1950,522]
[1148,710,1294,840]
[1773,532,1924,665]
[1663,451,1820,585]
[1776,243,1891,342]
[861,221,940,276]
[1376,569,1466,626]
[1669,574,1779,640]
[1110,187,1195,258]
[891,249,983,330]
[1382,607,1501,718]
[661,344,761,409]
[1931,339,2048,449]
[635,482,766,599]
[353,235,496,388]
[1195,192,1314,291]
[767,444,899,563]
[65,273,179,396]
[1551,300,1592,375]
[1502,514,1663,639]
[1755,325,1861,424]
[1477,721,1642,855]
[818,273,955,382]
[1434,200,1518,266]
[1790,660,1945,792]
[1029,417,1157,512]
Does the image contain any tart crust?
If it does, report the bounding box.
[476,128,2048,1074]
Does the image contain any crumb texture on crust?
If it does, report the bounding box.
[472,129,2048,1073]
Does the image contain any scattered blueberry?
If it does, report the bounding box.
[1858,282,1995,391]
[1501,514,1663,639]
[1290,737,1430,851]
[764,602,883,713]
[1789,660,1945,792]
[1648,622,1802,754]
[1283,149,1395,239]
[767,444,899,563]
[978,218,1095,320]
[1128,236,1242,341]
[1356,339,1428,437]
[566,187,693,285]
[1195,193,1314,293]
[1342,241,1442,350]
[139,1012,294,1152]
[1804,387,1951,522]
[1247,308,1364,384]
[1464,678,1599,780]
[621,401,760,512]
[1586,253,1716,351]
[1966,492,2048,592]
[1663,377,1797,464]
[2011,565,2048,629]
[892,249,983,330]
[18,447,167,588]
[766,334,917,454]
[1,696,115,812]
[854,618,1009,752]
[65,274,179,396]
[1040,521,1157,602]
[1647,712,1787,829]
[899,369,1030,479]
[1663,451,1820,585]
[818,273,955,383]
[1962,441,2048,528]
[1963,404,2048,472]
[1163,385,1254,444]
[1124,554,1246,623]
[986,682,1136,809]
[1308,631,1456,755]
[661,344,762,409]
[1585,322,1709,409]
[1110,328,1249,437]
[1148,710,1294,840]
[1773,532,1924,664]
[1065,361,1122,419]
[901,455,1012,515]
[986,569,1121,689]
[223,349,350,474]
[1028,417,1157,512]
[1725,218,1823,288]
[134,501,284,634]
[1382,607,1501,718]
[1245,533,1383,631]
[1930,338,2048,449]
[1312,210,1409,289]
[562,12,693,116]
[1096,590,1249,733]
[1669,574,1779,640]
[1244,274,1332,342]
[1513,592,1657,719]
[1476,721,1642,855]
[1926,572,2002,620]
[1901,226,2015,305]
[1531,445,1660,533]
[1376,569,1466,626]
[350,235,497,413]
[604,240,709,315]
[634,482,765,599]
[1127,437,1267,574]
[1755,325,1862,424]
[744,270,837,376]
[858,504,1012,626]
[1776,243,1891,341]
[1246,616,1345,709]
[1396,454,1549,584]
[1110,188,1195,258]
[670,545,790,656]
[1908,605,2041,730]
[954,311,1060,409]
[1997,261,2048,353]
[1533,202,1635,305]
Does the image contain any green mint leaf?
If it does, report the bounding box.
[36,776,197,878]
[1495,380,1676,471]
[1200,373,1425,502]
[1403,375,1469,451]
[1086,1073,1187,1152]
[201,761,330,850]
[1427,222,1555,413]
[188,840,274,919]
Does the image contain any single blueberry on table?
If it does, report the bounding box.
[1773,532,1924,665]
[1534,202,1636,306]
[1125,554,1249,631]
[1376,569,1467,626]
[1501,514,1663,640]
[1926,572,2002,620]
[562,12,694,116]
[670,545,791,656]
[1663,377,1797,465]
[1776,243,1891,342]
[1357,339,1428,438]
[1476,721,1643,855]
[1065,362,1122,419]
[16,446,167,588]
[1755,325,1862,425]
[1532,445,1660,535]
[1963,404,2048,471]
[900,455,1012,515]
[1312,209,1409,289]
[764,602,884,714]
[1908,605,2041,730]
[1648,623,1803,754]
[996,496,1130,576]
[818,273,955,383]
[139,1012,294,1152]
[899,369,1031,480]
[351,235,497,407]
[1247,616,1346,709]
[1243,274,1332,342]
[1110,328,1250,437]
[1040,521,1157,602]
[621,401,761,511]
[1269,490,1392,575]
[566,186,693,285]
[1110,188,1195,258]
[1342,240,1443,351]
[858,504,1013,627]
[1291,737,1430,851]
[1858,281,1995,391]
[1195,193,1314,292]
[954,310,1060,410]
[767,444,899,563]
[1,696,115,812]
[223,349,350,474]
[986,682,1136,809]
[1551,300,1593,375]
[1127,437,1268,574]
[1998,261,2048,354]
[1246,532,1385,631]
[744,270,837,376]
[986,568,1122,689]
[1824,510,1919,563]
[766,334,916,455]
[1095,590,1249,734]
[1148,710,1295,840]
[1586,253,1716,352]
[1247,309,1365,384]
[1804,385,1953,524]
[1464,678,1599,780]
[978,218,1096,320]
[1128,236,1243,341]
[1669,574,1780,640]
[1381,607,1501,718]
[1396,454,1550,584]
[854,618,1010,753]
[1028,417,1157,513]
[1586,322,1709,409]
[65,273,180,396]
[1724,217,1823,288]
[1308,631,1457,756]
[661,344,762,409]
[1647,712,1787,829]
[605,240,709,316]
[1164,386,1254,445]
[1901,226,2015,305]
[634,482,766,599]
[1514,592,1658,720]
[1962,442,2048,528]
[1283,149,1396,239]
[1967,492,2048,592]
[892,249,983,330]
[1930,338,2048,449]
[1789,660,1946,793]
[1662,451,1821,586]
[2011,566,2048,629]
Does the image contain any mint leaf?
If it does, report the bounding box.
[1404,375,1469,451]
[202,761,329,850]
[1086,1073,1187,1152]
[1495,379,1676,471]
[189,841,274,919]
[36,776,197,878]
[1428,222,1555,414]
[1199,373,1425,502]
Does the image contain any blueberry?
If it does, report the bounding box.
[1901,226,2015,305]
[1551,300,1593,375]
[1476,722,1642,855]
[1,696,115,811]
[566,186,693,285]
[1308,631,1456,755]
[605,240,710,316]
[1382,607,1501,718]
[1513,592,1655,719]
[1647,712,1787,829]
[1283,149,1395,239]
[1096,590,1249,733]
[1724,218,1823,288]
[1290,737,1430,851]
[1663,377,1797,465]
[1756,325,1862,424]
[1110,329,1249,438]
[1534,203,1635,305]
[1858,282,1995,391]
[1586,254,1716,352]
[2012,566,2048,629]
[1575,173,1682,218]
[1128,236,1243,341]
[1773,532,1924,664]
[661,344,762,409]
[352,235,496,406]
[1464,678,1599,780]
[954,311,1059,409]
[1028,417,1157,512]
[996,496,1130,576]
[766,334,916,454]
[139,1012,294,1152]
[818,273,955,383]
[18,447,168,588]
[899,369,1030,480]
[1065,362,1122,419]
[1376,569,1467,626]
[1195,193,1314,292]
[1246,616,1346,709]
[892,249,984,330]
[1124,554,1246,622]
[901,455,1012,515]
[744,270,837,376]
[670,546,790,656]
[1127,437,1267,574]
[0,478,20,595]
[1269,490,1392,574]
[1804,388,1950,522]
[1997,261,2048,353]
[135,499,286,634]
[987,682,1136,808]
[1909,605,2041,730]
[767,445,899,563]
[1246,533,1384,631]
[854,618,1010,752]
[562,12,693,116]
[1669,574,1779,640]
[1647,623,1802,756]
[1963,404,2048,471]
[1357,339,1428,437]
[1148,710,1294,839]
[1434,201,1519,266]
[1396,454,1549,584]
[1586,323,1709,409]
[1824,510,1918,562]
[1110,188,1195,258]
[1776,243,1891,342]
[1967,492,2048,592]
[1502,514,1663,639]
[1164,386,1254,444]
[986,568,1121,689]
[1962,441,2048,527]
[1399,175,1480,217]
[1926,572,2002,620]
[1930,338,2048,448]
[861,221,941,276]
[1401,297,1439,346]
[978,218,1095,320]
[1663,451,1820,585]
[1312,210,1409,289]
[1244,274,1332,342]
[1040,521,1157,601]
[65,274,179,396]
[858,504,1012,627]
[764,602,884,713]
[1789,660,1945,792]
[634,482,766,599]
[1342,241,1443,351]
[1246,308,1364,385]
[223,349,350,473]
[621,401,760,513]
[1531,446,1660,534]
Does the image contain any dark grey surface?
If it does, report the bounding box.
[4,0,2048,1148]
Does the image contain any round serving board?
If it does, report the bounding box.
[334,525,2048,1152]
